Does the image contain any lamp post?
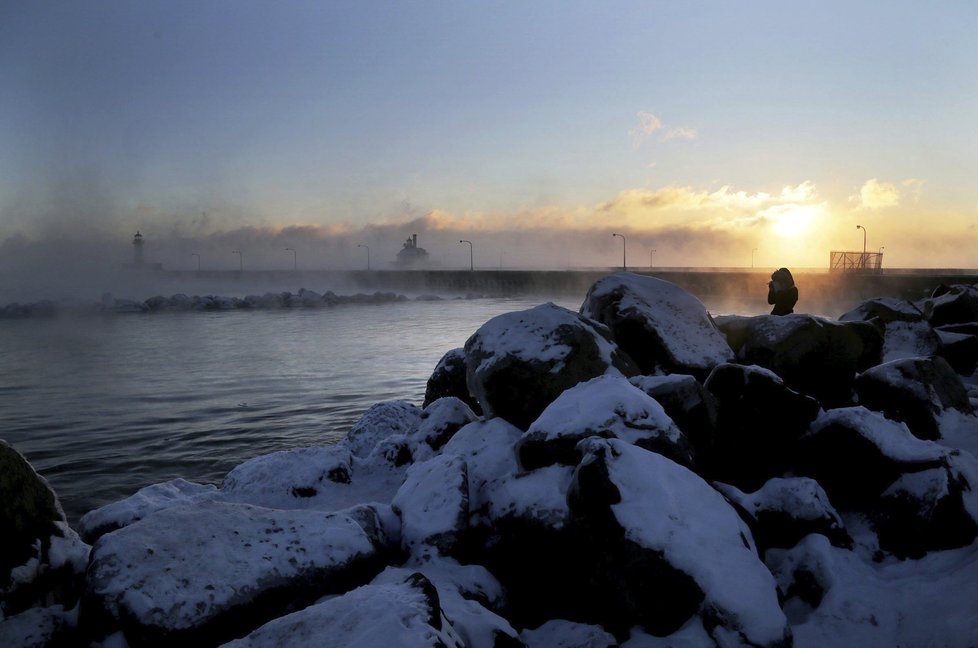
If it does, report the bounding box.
[285,247,297,272]
[649,248,656,269]
[856,225,867,268]
[612,232,626,271]
[232,250,242,272]
[191,252,200,272]
[357,244,370,270]
[459,240,473,271]
[752,248,758,268]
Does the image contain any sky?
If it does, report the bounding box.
[2,0,977,275]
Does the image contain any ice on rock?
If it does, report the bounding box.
[344,400,423,458]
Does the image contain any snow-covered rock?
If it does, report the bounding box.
[580,272,734,379]
[838,296,927,325]
[391,454,469,556]
[521,619,618,648]
[423,348,481,414]
[920,284,978,327]
[716,314,883,407]
[464,302,638,429]
[794,407,950,510]
[854,356,974,441]
[0,604,73,648]
[220,573,464,648]
[441,418,523,518]
[517,374,693,471]
[567,438,789,645]
[714,477,851,555]
[409,397,478,455]
[703,363,820,490]
[629,374,720,462]
[78,478,220,543]
[344,400,423,458]
[936,328,978,375]
[85,501,385,646]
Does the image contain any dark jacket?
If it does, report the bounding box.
[767,268,798,315]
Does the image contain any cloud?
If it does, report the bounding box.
[630,112,697,148]
[664,127,697,140]
[852,178,900,210]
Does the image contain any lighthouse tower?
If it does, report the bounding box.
[133,231,144,266]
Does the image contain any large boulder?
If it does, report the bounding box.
[464,303,638,429]
[716,314,883,407]
[391,454,469,557]
[423,348,482,414]
[935,329,978,375]
[703,363,820,490]
[838,298,941,363]
[517,374,693,471]
[838,297,927,325]
[567,438,790,645]
[920,284,978,327]
[408,397,478,456]
[580,272,734,379]
[714,477,851,556]
[629,374,720,462]
[83,501,386,646]
[854,356,974,441]
[221,573,465,648]
[0,441,89,620]
[793,407,949,510]
[344,400,423,458]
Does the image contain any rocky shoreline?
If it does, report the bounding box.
[2,273,978,647]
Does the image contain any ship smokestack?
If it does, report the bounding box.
[412,234,417,248]
[133,231,144,266]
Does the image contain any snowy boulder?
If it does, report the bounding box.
[423,348,482,414]
[716,314,883,407]
[874,452,978,559]
[371,560,520,647]
[517,374,693,471]
[920,284,978,327]
[566,438,790,645]
[854,356,974,441]
[1,441,89,620]
[629,374,720,462]
[464,303,638,429]
[521,619,618,648]
[409,397,478,455]
[714,478,851,555]
[580,272,734,379]
[703,363,820,490]
[793,407,950,510]
[838,296,927,324]
[936,328,978,375]
[84,501,386,646]
[0,604,73,647]
[78,478,220,544]
[392,454,469,556]
[344,400,423,458]
[221,573,464,648]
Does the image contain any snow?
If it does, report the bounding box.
[220,575,464,648]
[714,477,841,525]
[525,374,683,447]
[0,605,69,648]
[767,534,978,647]
[581,438,787,646]
[441,418,522,513]
[487,464,574,528]
[87,500,377,633]
[344,400,422,458]
[391,454,468,552]
[808,407,950,463]
[879,321,940,362]
[521,619,618,648]
[466,302,621,375]
[581,272,734,372]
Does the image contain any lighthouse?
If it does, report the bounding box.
[133,231,144,266]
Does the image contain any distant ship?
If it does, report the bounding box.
[396,234,429,267]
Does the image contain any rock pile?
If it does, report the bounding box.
[3,272,978,647]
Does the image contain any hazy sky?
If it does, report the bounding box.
[2,1,977,271]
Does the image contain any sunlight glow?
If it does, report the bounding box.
[766,204,819,237]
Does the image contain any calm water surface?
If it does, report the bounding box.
[1,297,579,523]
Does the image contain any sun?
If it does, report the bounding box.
[767,204,818,238]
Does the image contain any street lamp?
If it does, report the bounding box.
[191,252,200,272]
[459,240,473,271]
[752,248,758,268]
[285,247,297,272]
[856,225,867,268]
[612,232,626,271]
[232,250,242,272]
[357,244,370,270]
[649,248,656,269]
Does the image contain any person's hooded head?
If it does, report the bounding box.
[771,267,794,291]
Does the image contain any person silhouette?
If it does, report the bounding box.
[767,267,798,315]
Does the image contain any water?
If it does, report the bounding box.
[1,297,580,523]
